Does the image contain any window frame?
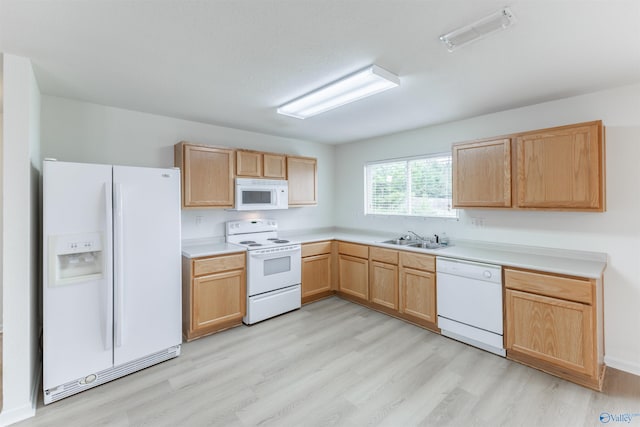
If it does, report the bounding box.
[363,152,458,219]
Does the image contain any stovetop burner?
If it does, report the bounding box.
[266,238,290,244]
[226,220,296,250]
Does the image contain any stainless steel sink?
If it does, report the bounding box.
[381,238,447,250]
[381,238,414,245]
[408,242,447,250]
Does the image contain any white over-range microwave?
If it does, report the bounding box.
[234,178,288,211]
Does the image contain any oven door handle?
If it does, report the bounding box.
[249,246,301,259]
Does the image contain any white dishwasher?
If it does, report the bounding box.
[436,257,505,356]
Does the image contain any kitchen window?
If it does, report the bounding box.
[364,153,456,218]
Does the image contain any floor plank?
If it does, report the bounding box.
[14,297,640,427]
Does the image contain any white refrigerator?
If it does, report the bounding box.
[42,160,182,404]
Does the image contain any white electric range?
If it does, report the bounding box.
[226,219,301,324]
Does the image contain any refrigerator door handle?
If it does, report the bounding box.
[114,182,125,348]
[103,182,113,351]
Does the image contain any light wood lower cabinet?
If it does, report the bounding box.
[504,268,604,390]
[370,261,398,310]
[182,252,246,341]
[301,241,334,304]
[399,252,437,326]
[339,255,369,301]
[399,267,436,323]
[338,242,369,301]
[369,247,399,310]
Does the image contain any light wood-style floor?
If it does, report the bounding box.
[16,297,640,427]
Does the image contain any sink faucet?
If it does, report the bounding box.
[407,231,425,241]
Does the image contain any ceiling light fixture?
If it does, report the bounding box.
[277,65,400,119]
[440,7,515,52]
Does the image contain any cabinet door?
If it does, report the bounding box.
[370,261,399,310]
[192,269,246,332]
[287,156,317,206]
[399,267,436,323]
[263,153,287,179]
[181,144,234,208]
[302,254,332,298]
[236,151,263,177]
[452,139,511,207]
[338,254,369,301]
[505,289,594,376]
[516,122,603,210]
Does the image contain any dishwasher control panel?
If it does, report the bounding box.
[436,257,502,284]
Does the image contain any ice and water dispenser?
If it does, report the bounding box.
[48,232,104,286]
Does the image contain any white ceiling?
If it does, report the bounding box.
[1,0,639,144]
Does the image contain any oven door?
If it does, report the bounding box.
[247,245,302,296]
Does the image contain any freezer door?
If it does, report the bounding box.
[112,166,182,365]
[43,161,114,389]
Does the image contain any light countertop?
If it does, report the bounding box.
[182,241,245,258]
[182,230,607,279]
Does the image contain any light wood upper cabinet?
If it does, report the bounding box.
[504,268,604,390]
[182,252,246,341]
[175,142,235,208]
[287,156,318,206]
[263,153,287,179]
[516,122,604,210]
[452,138,511,208]
[236,150,263,177]
[451,121,605,211]
[236,150,287,179]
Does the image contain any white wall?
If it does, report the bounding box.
[40,96,337,240]
[1,54,41,424]
[335,82,640,376]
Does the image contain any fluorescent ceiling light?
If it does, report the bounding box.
[277,65,400,119]
[440,7,515,52]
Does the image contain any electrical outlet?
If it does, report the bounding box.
[471,217,485,227]
[195,216,203,226]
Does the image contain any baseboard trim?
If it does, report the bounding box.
[0,364,40,426]
[605,356,640,377]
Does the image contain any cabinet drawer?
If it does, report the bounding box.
[505,269,593,305]
[193,253,245,277]
[400,252,435,272]
[370,246,398,264]
[302,241,332,257]
[338,242,369,259]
